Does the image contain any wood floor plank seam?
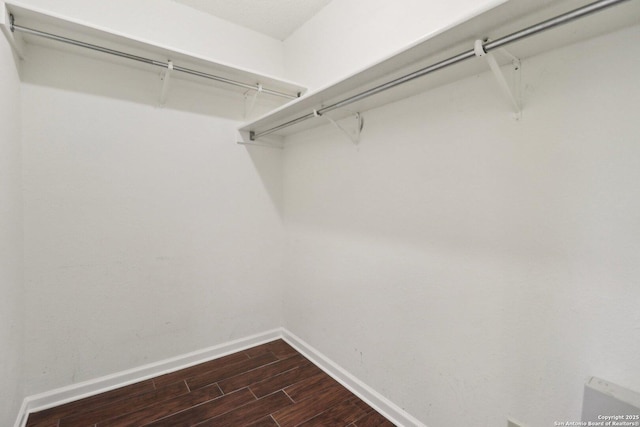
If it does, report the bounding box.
[26,380,156,426]
[218,354,310,394]
[281,389,294,404]
[26,339,396,427]
[295,397,368,427]
[143,387,257,427]
[248,386,259,400]
[152,352,250,389]
[272,382,355,427]
[192,390,294,427]
[95,382,225,427]
[58,380,189,427]
[248,363,323,399]
[245,415,281,427]
[186,352,280,391]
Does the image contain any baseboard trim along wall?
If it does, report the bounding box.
[14,329,282,427]
[281,330,427,427]
[15,328,425,427]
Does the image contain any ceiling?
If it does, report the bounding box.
[173,0,333,40]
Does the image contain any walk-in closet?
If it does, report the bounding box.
[2,0,639,425]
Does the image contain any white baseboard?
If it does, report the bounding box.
[15,328,425,427]
[14,328,282,427]
[282,330,427,427]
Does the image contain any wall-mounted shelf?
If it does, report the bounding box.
[1,1,307,105]
[239,0,640,142]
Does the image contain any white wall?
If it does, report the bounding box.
[20,83,285,394]
[9,2,640,426]
[282,22,640,427]
[283,0,503,90]
[16,0,285,78]
[0,28,24,427]
[13,0,287,397]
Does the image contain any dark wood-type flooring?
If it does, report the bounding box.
[26,339,395,427]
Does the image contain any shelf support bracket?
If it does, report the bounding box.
[475,40,521,119]
[244,84,263,120]
[1,9,25,59]
[315,110,364,145]
[159,60,173,105]
[236,131,283,149]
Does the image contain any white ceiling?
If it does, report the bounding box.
[173,0,333,41]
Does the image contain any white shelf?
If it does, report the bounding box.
[239,0,640,139]
[2,1,307,101]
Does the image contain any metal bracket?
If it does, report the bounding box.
[159,60,173,105]
[236,131,283,149]
[475,39,521,119]
[1,10,25,59]
[244,84,263,119]
[314,109,364,145]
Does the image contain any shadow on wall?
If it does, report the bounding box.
[19,41,289,216]
[19,43,285,121]
[242,143,284,219]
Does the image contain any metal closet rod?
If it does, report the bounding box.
[9,17,300,100]
[250,0,628,140]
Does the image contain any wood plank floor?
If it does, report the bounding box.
[26,339,396,427]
